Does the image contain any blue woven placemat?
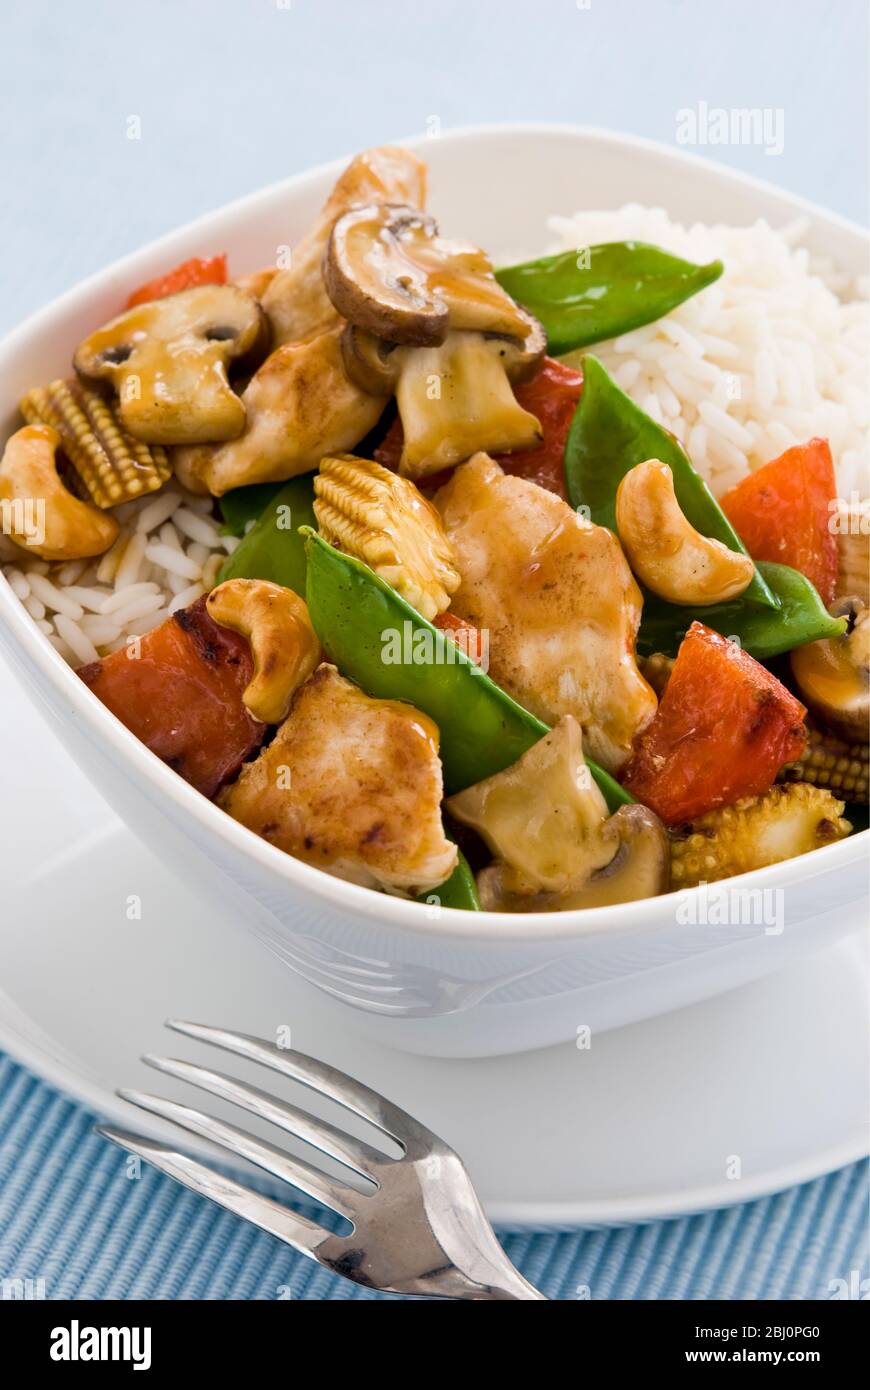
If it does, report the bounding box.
[0,1052,866,1300]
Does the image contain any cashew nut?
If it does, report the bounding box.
[615,459,754,605]
[205,578,321,724]
[0,424,119,561]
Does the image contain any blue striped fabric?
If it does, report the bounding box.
[0,1052,866,1301]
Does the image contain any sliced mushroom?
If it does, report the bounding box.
[616,459,755,605]
[478,805,669,912]
[340,329,543,480]
[447,717,614,891]
[790,596,869,741]
[446,716,669,911]
[484,313,548,384]
[397,332,543,478]
[0,424,119,561]
[262,146,428,348]
[340,325,403,396]
[342,304,545,398]
[74,284,269,446]
[324,203,533,348]
[325,205,448,346]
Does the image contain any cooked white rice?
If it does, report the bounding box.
[549,205,869,500]
[0,481,237,665]
[2,205,868,661]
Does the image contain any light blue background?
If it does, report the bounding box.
[1,0,867,338]
[0,0,867,1301]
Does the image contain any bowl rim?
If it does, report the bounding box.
[1,120,867,946]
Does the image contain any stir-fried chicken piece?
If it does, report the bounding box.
[219,664,456,894]
[262,147,428,347]
[173,148,424,493]
[434,453,656,772]
[177,325,387,495]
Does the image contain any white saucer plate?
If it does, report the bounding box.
[2,660,866,1227]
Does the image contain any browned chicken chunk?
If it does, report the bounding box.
[178,325,387,495]
[174,146,425,494]
[219,664,456,894]
[434,453,657,772]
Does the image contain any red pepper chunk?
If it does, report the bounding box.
[720,438,838,605]
[126,254,228,308]
[622,621,807,825]
[78,596,265,797]
[374,356,583,499]
[491,356,583,498]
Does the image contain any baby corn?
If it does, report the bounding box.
[670,783,851,887]
[20,378,171,508]
[314,453,460,621]
[779,725,868,805]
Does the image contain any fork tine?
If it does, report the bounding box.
[143,1054,384,1180]
[119,1089,365,1219]
[166,1020,433,1149]
[96,1125,332,1259]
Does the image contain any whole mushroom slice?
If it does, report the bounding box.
[73,284,269,446]
[791,596,869,742]
[263,146,428,347]
[477,805,669,912]
[324,203,535,348]
[325,205,448,346]
[396,332,543,477]
[446,716,669,912]
[341,328,544,479]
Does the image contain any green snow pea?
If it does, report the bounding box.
[218,482,287,538]
[303,529,630,811]
[416,841,480,911]
[637,561,846,661]
[564,354,777,608]
[495,242,723,356]
[218,476,316,596]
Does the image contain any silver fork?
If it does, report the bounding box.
[96,1021,546,1300]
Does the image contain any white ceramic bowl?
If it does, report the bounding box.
[1,124,866,1057]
